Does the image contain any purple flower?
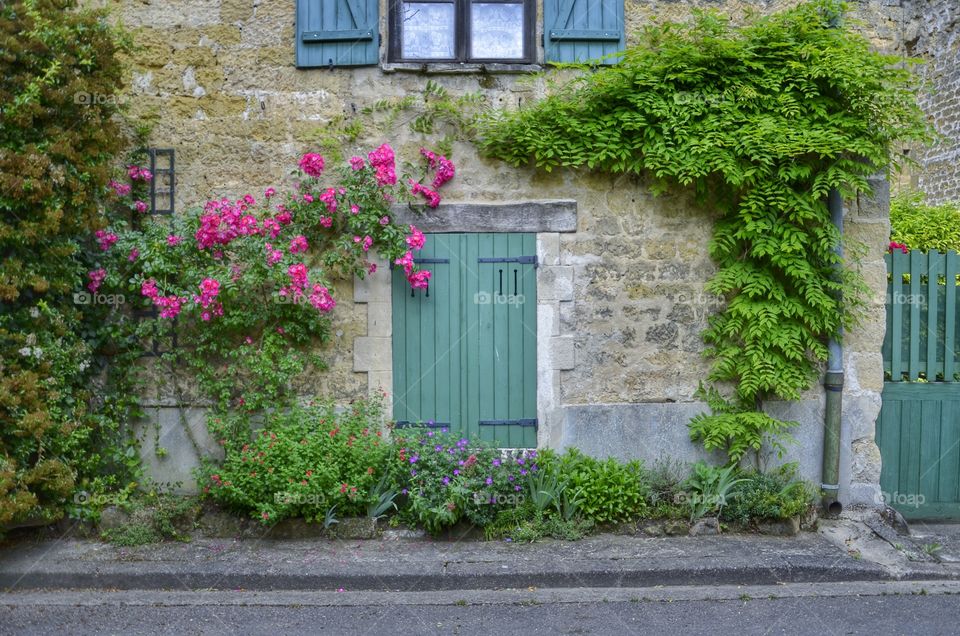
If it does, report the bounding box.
[401,488,408,495]
[514,485,521,491]
[427,431,434,437]
[458,460,465,466]
[442,477,450,486]
[409,455,419,464]
[517,458,525,466]
[508,475,515,481]
[505,538,512,542]
[435,445,443,452]
[528,450,537,458]
[453,469,460,476]
[520,469,528,476]
[492,459,501,467]
[410,469,417,476]
[441,427,449,433]
[485,477,493,485]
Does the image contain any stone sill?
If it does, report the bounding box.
[381,62,542,74]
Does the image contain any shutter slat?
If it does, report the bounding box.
[296,0,379,68]
[544,0,623,64]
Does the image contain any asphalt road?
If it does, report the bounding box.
[1,582,958,636]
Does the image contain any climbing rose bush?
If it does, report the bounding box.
[94,145,454,412]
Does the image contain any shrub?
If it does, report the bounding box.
[201,397,391,524]
[390,429,537,534]
[542,449,647,524]
[0,0,140,529]
[721,465,816,525]
[890,191,960,253]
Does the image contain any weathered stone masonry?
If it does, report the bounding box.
[111,0,922,504]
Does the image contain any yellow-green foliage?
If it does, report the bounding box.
[891,191,960,253]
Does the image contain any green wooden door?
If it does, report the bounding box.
[878,249,960,519]
[392,233,538,447]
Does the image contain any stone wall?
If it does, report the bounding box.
[903,0,960,203]
[105,0,903,503]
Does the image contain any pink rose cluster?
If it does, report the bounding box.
[141,278,187,319]
[420,148,456,189]
[280,263,336,313]
[368,144,397,186]
[298,153,325,178]
[195,195,291,250]
[87,268,106,293]
[394,224,431,289]
[194,278,223,321]
[109,180,131,196]
[127,165,153,182]
[95,229,118,251]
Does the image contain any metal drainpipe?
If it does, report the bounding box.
[822,187,844,516]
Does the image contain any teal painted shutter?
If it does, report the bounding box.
[296,0,379,68]
[392,233,538,448]
[543,0,624,64]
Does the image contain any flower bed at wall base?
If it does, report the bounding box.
[197,396,818,539]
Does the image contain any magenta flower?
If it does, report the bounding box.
[87,268,106,293]
[289,235,309,254]
[94,229,118,251]
[128,248,139,262]
[264,187,276,198]
[406,225,426,250]
[167,234,183,246]
[407,269,431,289]
[367,144,397,186]
[308,284,336,313]
[134,200,148,213]
[298,152,325,178]
[349,156,365,171]
[110,180,131,196]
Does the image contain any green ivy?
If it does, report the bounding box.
[476,1,929,463]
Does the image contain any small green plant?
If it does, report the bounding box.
[366,475,399,521]
[545,449,647,524]
[323,505,339,529]
[721,465,816,525]
[921,542,943,557]
[682,462,746,522]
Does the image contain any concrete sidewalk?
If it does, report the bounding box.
[3,527,957,593]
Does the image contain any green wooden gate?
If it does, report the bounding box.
[878,249,960,519]
[392,233,538,448]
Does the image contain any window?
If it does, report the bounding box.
[388,0,535,64]
[147,148,175,215]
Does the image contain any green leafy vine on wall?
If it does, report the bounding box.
[476,1,930,463]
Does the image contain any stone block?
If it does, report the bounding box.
[538,266,574,302]
[392,201,577,233]
[365,301,391,337]
[353,336,391,372]
[354,261,390,303]
[537,232,560,266]
[134,407,223,495]
[856,177,890,219]
[551,336,576,370]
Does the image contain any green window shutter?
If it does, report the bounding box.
[296,0,379,68]
[543,0,624,64]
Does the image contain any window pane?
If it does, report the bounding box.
[402,3,455,59]
[471,3,524,60]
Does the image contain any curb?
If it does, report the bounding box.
[0,559,905,592]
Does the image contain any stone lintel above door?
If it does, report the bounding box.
[392,201,577,233]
